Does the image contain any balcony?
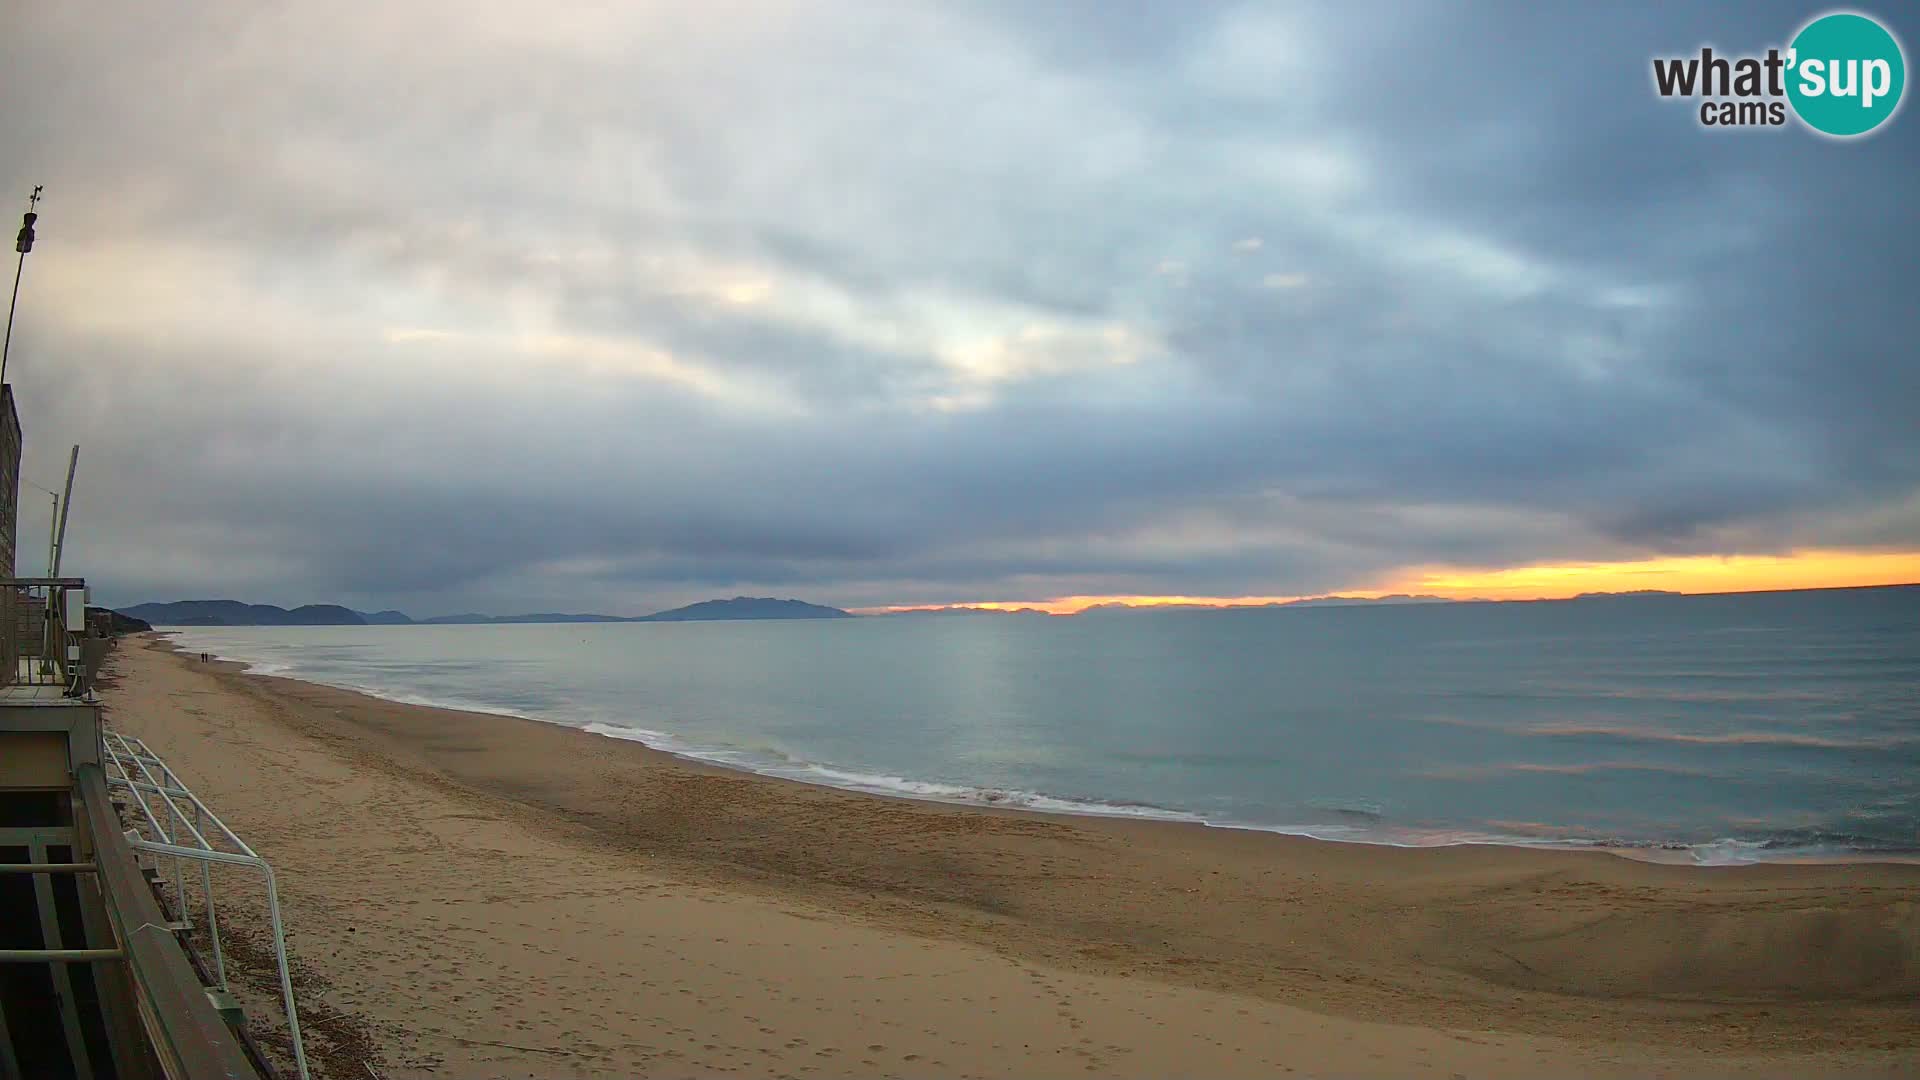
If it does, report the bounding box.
[1,587,270,1077]
[0,578,107,701]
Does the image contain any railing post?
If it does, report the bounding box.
[259,859,307,1074]
[195,800,226,989]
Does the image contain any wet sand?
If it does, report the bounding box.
[103,634,1919,1078]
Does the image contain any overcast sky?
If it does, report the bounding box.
[1,2,1914,615]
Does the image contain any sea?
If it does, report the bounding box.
[164,586,1919,865]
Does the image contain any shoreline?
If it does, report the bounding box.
[109,633,1920,1076]
[160,629,1920,868]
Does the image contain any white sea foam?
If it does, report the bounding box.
[1687,838,1775,865]
[157,624,1916,866]
[576,722,1870,864]
[581,722,1213,822]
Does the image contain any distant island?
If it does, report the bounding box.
[879,606,1052,616]
[879,595,1457,616]
[1284,594,1454,608]
[412,612,632,625]
[119,596,854,627]
[640,597,852,622]
[1076,594,1455,614]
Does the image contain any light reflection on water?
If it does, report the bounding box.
[168,586,1920,864]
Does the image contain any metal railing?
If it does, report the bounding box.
[0,831,117,1076]
[1,576,95,695]
[103,728,310,1079]
[75,765,263,1080]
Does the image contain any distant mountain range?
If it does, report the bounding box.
[112,585,1911,628]
[881,606,1053,616]
[116,600,370,627]
[120,596,854,627]
[640,597,853,621]
[89,606,154,634]
[412,612,633,625]
[1076,594,1456,614]
[877,595,1460,617]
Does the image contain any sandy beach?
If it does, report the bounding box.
[100,634,1918,1079]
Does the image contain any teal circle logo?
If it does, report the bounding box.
[1787,12,1906,137]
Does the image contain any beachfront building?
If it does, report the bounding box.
[0,383,268,1078]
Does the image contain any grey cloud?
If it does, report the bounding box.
[0,1,1913,614]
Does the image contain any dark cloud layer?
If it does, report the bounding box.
[0,2,1914,613]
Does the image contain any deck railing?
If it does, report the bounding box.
[0,576,98,695]
[103,729,309,1079]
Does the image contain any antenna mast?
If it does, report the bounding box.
[2,185,44,388]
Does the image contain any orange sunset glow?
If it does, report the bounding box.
[867,548,1920,615]
[1392,548,1920,600]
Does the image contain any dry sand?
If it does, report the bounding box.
[101,634,1918,1078]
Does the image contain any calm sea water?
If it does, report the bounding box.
[164,587,1919,863]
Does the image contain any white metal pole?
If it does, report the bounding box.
[51,444,77,576]
[194,800,227,988]
[39,448,80,678]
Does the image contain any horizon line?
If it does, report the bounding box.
[119,577,1919,623]
[111,547,1920,620]
[854,579,1920,617]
